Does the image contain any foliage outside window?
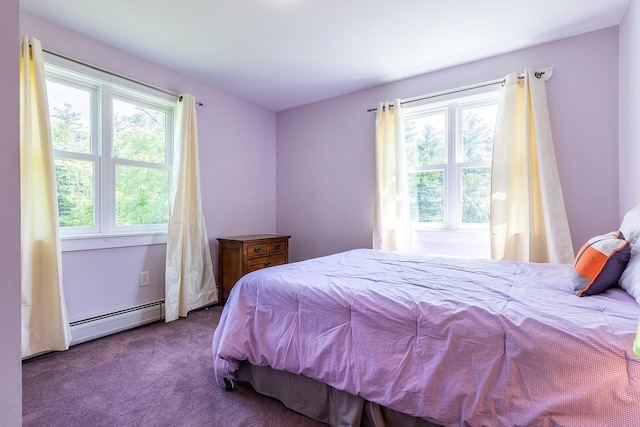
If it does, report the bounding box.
[45,63,174,240]
[403,91,497,230]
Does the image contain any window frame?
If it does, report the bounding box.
[403,89,498,232]
[44,53,176,251]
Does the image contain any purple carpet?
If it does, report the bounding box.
[22,305,325,426]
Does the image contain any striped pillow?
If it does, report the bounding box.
[573,231,631,297]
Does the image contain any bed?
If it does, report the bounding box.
[211,248,640,426]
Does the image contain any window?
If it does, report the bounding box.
[44,58,175,250]
[403,90,498,231]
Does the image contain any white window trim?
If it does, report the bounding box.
[44,54,176,252]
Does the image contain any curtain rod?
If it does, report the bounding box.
[367,68,552,112]
[42,48,206,107]
[43,48,178,97]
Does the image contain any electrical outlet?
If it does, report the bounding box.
[139,271,150,287]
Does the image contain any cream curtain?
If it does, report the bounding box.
[490,70,574,264]
[165,93,217,322]
[20,36,72,357]
[373,100,412,252]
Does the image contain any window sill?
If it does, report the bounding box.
[411,228,490,259]
[61,233,168,252]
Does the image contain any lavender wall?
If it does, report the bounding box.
[1,0,22,424]
[276,28,620,263]
[20,13,277,321]
[619,0,640,215]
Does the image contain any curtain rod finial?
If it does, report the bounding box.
[177,95,205,107]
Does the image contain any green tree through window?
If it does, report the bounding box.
[46,64,174,237]
[112,100,169,226]
[403,93,497,229]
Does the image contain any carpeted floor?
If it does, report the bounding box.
[22,305,326,427]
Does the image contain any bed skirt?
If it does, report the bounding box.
[235,361,441,427]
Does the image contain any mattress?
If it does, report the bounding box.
[212,249,640,426]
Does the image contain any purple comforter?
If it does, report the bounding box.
[212,249,640,426]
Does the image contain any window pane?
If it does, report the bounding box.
[405,113,445,167]
[54,158,94,227]
[462,104,496,162]
[113,99,167,164]
[461,166,491,224]
[115,165,169,226]
[47,81,92,153]
[409,170,444,223]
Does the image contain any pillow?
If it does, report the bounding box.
[635,319,640,358]
[620,204,640,245]
[573,231,630,297]
[619,204,640,304]
[619,242,640,303]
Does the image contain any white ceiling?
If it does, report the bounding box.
[20,0,630,111]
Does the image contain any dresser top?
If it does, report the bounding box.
[217,234,291,242]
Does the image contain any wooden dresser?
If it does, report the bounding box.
[217,234,291,302]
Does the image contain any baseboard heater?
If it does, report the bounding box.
[69,300,165,346]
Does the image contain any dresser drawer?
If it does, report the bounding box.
[246,242,269,259]
[245,253,287,273]
[267,239,288,255]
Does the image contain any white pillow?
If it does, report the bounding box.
[619,242,640,303]
[620,204,640,245]
[618,204,640,303]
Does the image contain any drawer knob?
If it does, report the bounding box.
[264,261,271,267]
[274,244,280,250]
[254,247,262,253]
